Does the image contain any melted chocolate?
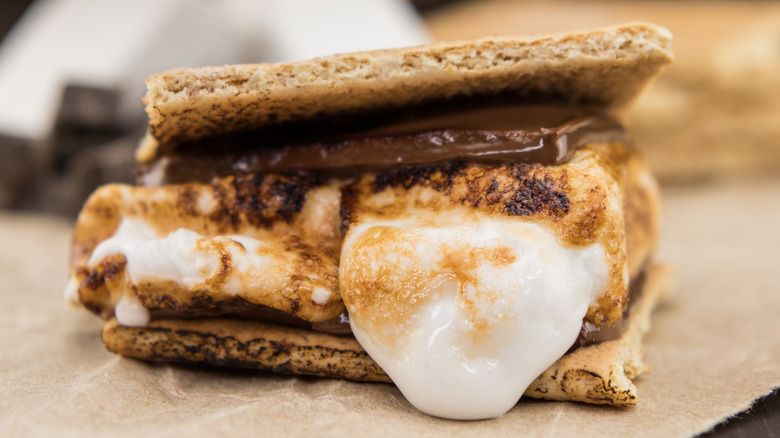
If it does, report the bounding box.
[151,305,353,336]
[569,271,646,351]
[137,103,628,186]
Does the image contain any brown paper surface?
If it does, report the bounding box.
[2,177,779,437]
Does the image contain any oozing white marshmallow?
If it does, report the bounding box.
[63,276,79,305]
[88,219,224,289]
[86,217,337,326]
[115,295,150,327]
[311,287,332,305]
[341,218,607,420]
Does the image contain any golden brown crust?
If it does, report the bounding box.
[70,175,345,323]
[139,23,672,161]
[101,318,389,382]
[74,23,671,409]
[72,144,658,329]
[340,142,659,327]
[100,264,670,406]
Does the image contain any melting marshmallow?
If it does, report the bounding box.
[342,218,608,420]
[85,217,328,326]
[115,295,150,327]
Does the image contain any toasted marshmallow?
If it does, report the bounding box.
[89,218,269,292]
[341,216,607,420]
[86,216,339,325]
[70,178,345,323]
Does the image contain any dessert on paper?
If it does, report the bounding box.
[66,23,672,419]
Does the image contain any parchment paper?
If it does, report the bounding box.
[2,177,779,437]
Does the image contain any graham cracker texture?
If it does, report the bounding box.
[138,23,672,161]
[525,264,672,406]
[101,264,670,407]
[101,318,389,383]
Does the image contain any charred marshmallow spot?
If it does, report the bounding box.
[341,218,608,420]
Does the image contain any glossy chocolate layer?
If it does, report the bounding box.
[151,306,353,336]
[137,103,628,186]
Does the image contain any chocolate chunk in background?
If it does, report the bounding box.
[0,82,142,217]
[49,84,127,174]
[32,137,137,217]
[0,0,34,46]
[0,134,45,209]
[41,82,141,216]
[54,84,122,129]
